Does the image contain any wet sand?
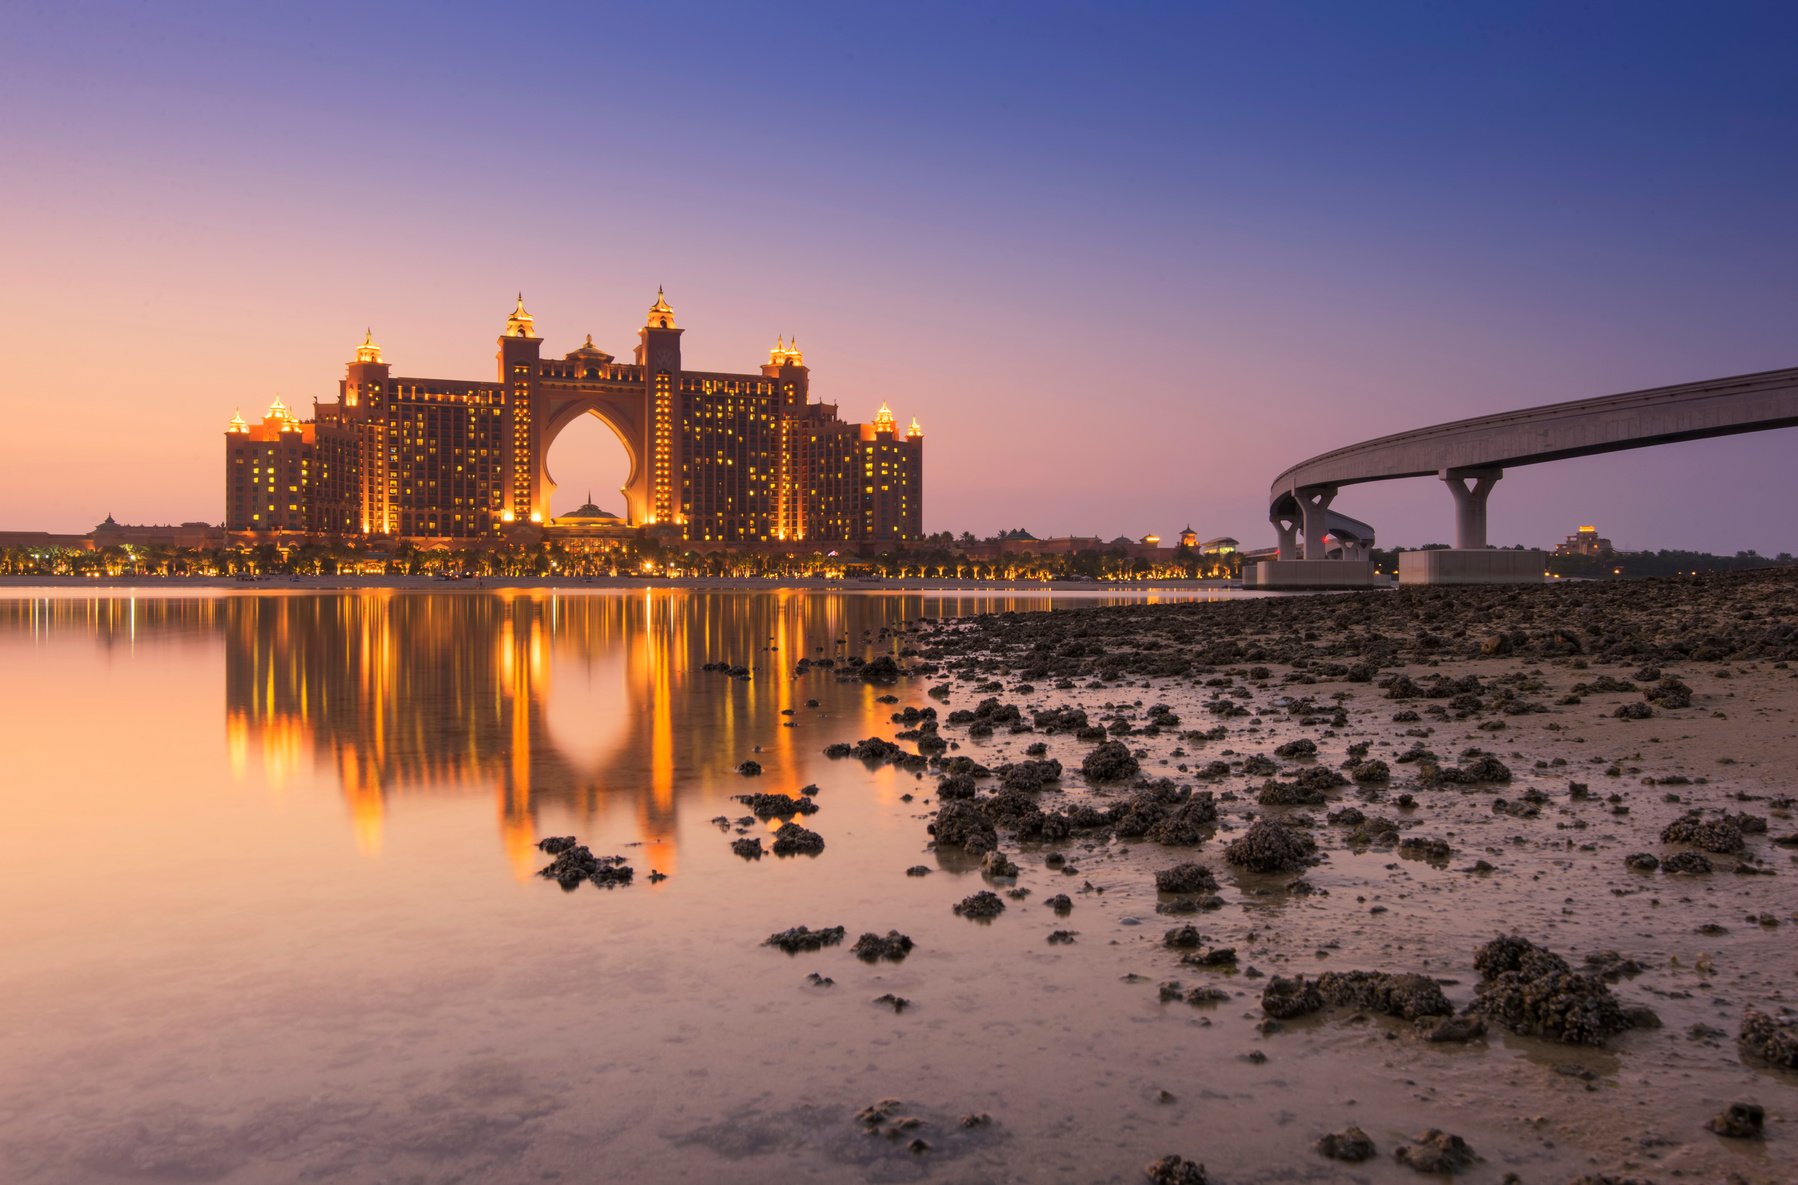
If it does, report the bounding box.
[875,567,1797,1182]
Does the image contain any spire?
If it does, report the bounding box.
[906,416,923,439]
[646,286,676,329]
[354,328,383,364]
[874,402,897,435]
[505,293,536,338]
[769,334,804,367]
[228,409,248,433]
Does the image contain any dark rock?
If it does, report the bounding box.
[734,792,819,818]
[1262,974,1324,1019]
[1316,1126,1376,1162]
[1393,1129,1479,1173]
[1225,818,1317,873]
[1399,835,1453,862]
[1181,946,1237,967]
[771,822,825,855]
[997,758,1063,791]
[1257,779,1329,806]
[954,890,1006,919]
[1707,1102,1763,1139]
[1143,1155,1208,1185]
[732,836,765,859]
[1082,739,1140,782]
[1155,861,1220,893]
[936,772,978,800]
[1473,935,1628,1045]
[1645,677,1693,709]
[860,655,902,682]
[1660,811,1745,853]
[981,850,1020,879]
[536,842,634,889]
[1315,970,1453,1020]
[764,925,845,953]
[1738,1008,1798,1067]
[1163,925,1204,949]
[851,930,914,961]
[930,800,998,854]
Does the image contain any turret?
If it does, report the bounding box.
[497,294,545,522]
[634,288,684,525]
[762,333,810,408]
[345,328,390,413]
[504,293,537,339]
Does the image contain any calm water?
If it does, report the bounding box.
[0,587,1258,1185]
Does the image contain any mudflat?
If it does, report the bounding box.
[871,568,1796,1181]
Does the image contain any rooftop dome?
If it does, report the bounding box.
[558,493,623,521]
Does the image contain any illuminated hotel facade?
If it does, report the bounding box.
[225,292,923,547]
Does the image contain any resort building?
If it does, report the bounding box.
[1554,525,1614,557]
[224,293,924,547]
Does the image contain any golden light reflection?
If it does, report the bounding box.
[0,589,1232,875]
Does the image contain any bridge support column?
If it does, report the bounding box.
[1270,508,1300,560]
[1442,468,1501,550]
[1296,485,1336,560]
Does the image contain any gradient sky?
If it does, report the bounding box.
[3,1,1796,551]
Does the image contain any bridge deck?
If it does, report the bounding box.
[1271,366,1798,504]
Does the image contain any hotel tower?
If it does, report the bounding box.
[225,292,923,547]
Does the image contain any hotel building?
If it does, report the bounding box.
[225,293,923,547]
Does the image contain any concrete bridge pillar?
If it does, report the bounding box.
[1296,485,1336,559]
[1270,508,1300,559]
[1441,467,1502,550]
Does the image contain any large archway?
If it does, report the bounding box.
[537,397,649,526]
[543,411,635,521]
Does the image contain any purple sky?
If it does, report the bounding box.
[2,2,1795,551]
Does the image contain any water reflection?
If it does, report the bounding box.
[1,588,1244,875]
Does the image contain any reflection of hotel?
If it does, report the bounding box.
[225,293,924,548]
[218,591,878,873]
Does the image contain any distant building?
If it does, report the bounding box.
[1554,525,1613,557]
[0,517,226,554]
[224,293,923,546]
[958,530,1207,563]
[1200,536,1239,556]
[91,515,226,550]
[1177,525,1198,550]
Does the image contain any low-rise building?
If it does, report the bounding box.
[1554,525,1613,557]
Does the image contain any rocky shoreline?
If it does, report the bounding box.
[770,569,1796,1182]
